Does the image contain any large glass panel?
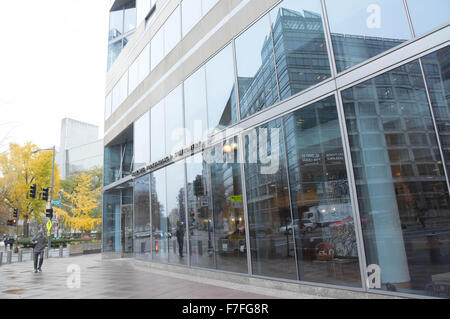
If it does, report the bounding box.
[151,27,164,71]
[122,141,134,177]
[235,14,279,120]
[103,190,121,253]
[284,96,361,287]
[124,1,137,33]
[108,40,122,71]
[151,100,166,162]
[406,0,450,36]
[128,44,150,94]
[166,161,187,265]
[205,44,237,131]
[270,0,331,101]
[208,137,248,273]
[244,118,296,280]
[184,68,208,145]
[187,153,215,269]
[134,175,151,260]
[325,0,412,73]
[109,9,124,41]
[202,0,219,15]
[164,6,181,56]
[105,92,112,120]
[182,0,202,37]
[165,85,184,155]
[342,60,450,297]
[151,169,169,263]
[134,111,150,170]
[422,46,450,175]
[104,145,121,185]
[112,72,129,113]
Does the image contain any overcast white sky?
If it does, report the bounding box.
[0,0,110,153]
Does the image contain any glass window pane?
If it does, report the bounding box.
[325,0,411,73]
[235,14,279,119]
[139,43,151,83]
[109,9,124,41]
[208,137,248,273]
[134,111,150,170]
[244,118,297,280]
[202,0,219,15]
[108,40,122,71]
[406,0,450,36]
[129,57,139,94]
[134,175,151,260]
[105,92,112,120]
[270,0,332,100]
[137,0,152,26]
[103,190,121,253]
[182,0,202,37]
[187,153,215,269]
[165,85,184,154]
[151,169,168,262]
[422,46,450,176]
[166,161,187,265]
[205,44,237,131]
[122,142,133,177]
[151,100,166,162]
[284,96,361,287]
[151,27,164,71]
[164,6,181,56]
[342,60,450,296]
[104,145,121,185]
[184,67,208,145]
[124,2,137,33]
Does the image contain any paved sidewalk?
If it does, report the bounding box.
[0,254,326,299]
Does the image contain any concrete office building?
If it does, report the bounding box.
[102,0,450,298]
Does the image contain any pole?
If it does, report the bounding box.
[48,146,55,252]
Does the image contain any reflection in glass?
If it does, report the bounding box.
[109,9,124,41]
[103,190,121,253]
[205,44,237,131]
[134,112,150,170]
[122,142,133,177]
[187,153,215,269]
[208,137,248,273]
[124,2,137,33]
[325,0,411,73]
[270,0,331,100]
[202,0,219,15]
[151,100,165,162]
[182,0,202,37]
[284,96,361,287]
[184,68,208,145]
[108,40,122,71]
[104,145,121,185]
[151,28,164,71]
[236,15,279,119]
[151,169,168,262]
[164,6,181,55]
[342,60,450,297]
[421,46,450,175]
[166,162,187,265]
[244,119,297,280]
[165,85,184,155]
[134,175,151,260]
[406,0,450,36]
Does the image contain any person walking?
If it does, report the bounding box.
[31,230,47,273]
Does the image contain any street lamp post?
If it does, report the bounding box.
[33,146,56,252]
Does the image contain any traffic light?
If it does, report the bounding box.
[46,208,54,219]
[7,220,12,226]
[42,188,49,202]
[30,184,37,199]
[13,208,18,218]
[12,219,17,225]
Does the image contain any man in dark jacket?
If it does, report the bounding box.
[31,230,47,273]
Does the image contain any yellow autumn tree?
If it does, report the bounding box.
[55,172,102,233]
[0,143,60,229]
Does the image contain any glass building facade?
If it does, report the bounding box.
[103,0,450,298]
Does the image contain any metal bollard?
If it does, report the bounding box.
[59,245,63,258]
[44,247,49,259]
[7,250,12,264]
[18,249,23,262]
[0,251,3,266]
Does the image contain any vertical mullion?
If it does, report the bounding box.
[403,0,417,38]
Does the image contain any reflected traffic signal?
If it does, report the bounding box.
[42,188,49,202]
[29,184,37,199]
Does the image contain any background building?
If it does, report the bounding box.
[102,0,450,298]
[56,118,103,179]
